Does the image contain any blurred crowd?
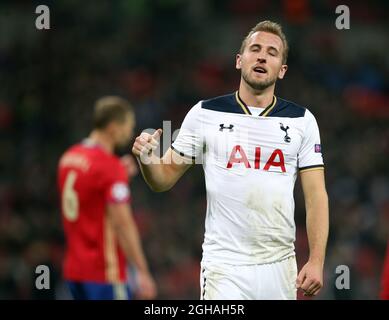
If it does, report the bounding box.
[0,0,388,299]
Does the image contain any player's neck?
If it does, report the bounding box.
[88,131,114,154]
[238,82,275,108]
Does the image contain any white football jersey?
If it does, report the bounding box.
[172,92,324,265]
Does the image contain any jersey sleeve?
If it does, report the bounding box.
[171,102,204,161]
[297,109,324,172]
[104,162,131,204]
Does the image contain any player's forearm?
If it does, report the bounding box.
[132,129,174,191]
[137,155,176,192]
[305,190,329,266]
[115,215,150,273]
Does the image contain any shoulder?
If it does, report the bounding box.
[63,143,83,155]
[62,143,99,160]
[201,92,242,113]
[58,144,89,169]
[185,92,250,115]
[269,97,307,118]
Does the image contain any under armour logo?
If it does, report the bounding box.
[219,124,234,132]
[279,123,291,143]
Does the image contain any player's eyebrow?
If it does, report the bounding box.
[249,43,280,54]
[268,46,279,53]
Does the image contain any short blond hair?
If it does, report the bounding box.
[240,20,289,64]
[93,96,133,129]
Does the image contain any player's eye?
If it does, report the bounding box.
[268,50,278,57]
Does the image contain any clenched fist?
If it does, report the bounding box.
[296,260,324,297]
[132,129,162,161]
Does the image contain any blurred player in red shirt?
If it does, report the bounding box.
[58,96,156,300]
[381,244,389,299]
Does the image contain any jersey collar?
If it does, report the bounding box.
[235,91,277,116]
[82,138,106,151]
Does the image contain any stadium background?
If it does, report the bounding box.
[1,0,388,299]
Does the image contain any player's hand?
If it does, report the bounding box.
[136,270,157,300]
[120,155,139,178]
[132,129,162,161]
[296,260,323,297]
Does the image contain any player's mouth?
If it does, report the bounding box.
[253,66,267,74]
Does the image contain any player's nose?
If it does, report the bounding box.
[255,49,266,62]
[256,55,266,63]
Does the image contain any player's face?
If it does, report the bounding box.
[236,31,288,91]
[114,112,135,147]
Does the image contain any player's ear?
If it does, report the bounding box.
[236,54,242,70]
[278,64,288,79]
[106,121,118,135]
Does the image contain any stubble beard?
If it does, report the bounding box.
[242,69,277,91]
